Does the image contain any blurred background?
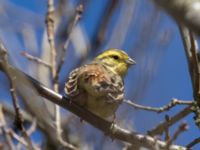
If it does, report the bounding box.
[0,0,198,149]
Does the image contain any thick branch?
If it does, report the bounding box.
[0,41,187,149]
[0,65,186,150]
[153,0,200,35]
[179,24,200,127]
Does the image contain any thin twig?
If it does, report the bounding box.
[148,106,191,136]
[166,123,188,146]
[27,118,37,135]
[46,0,56,76]
[46,1,77,150]
[0,42,77,150]
[2,104,34,126]
[0,43,37,150]
[46,0,61,143]
[164,115,170,142]
[7,74,23,129]
[54,4,83,85]
[0,105,15,150]
[186,137,200,149]
[6,71,36,150]
[21,52,51,68]
[9,119,38,149]
[8,130,27,146]
[124,98,193,113]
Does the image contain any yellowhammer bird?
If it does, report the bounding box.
[65,49,135,121]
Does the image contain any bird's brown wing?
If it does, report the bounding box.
[65,63,124,104]
[65,67,80,97]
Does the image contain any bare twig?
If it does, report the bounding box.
[124,98,193,113]
[7,119,37,149]
[8,130,27,146]
[186,137,200,149]
[7,72,24,130]
[9,120,37,148]
[0,41,37,150]
[27,118,37,135]
[21,52,51,68]
[45,1,77,150]
[166,123,188,146]
[6,69,36,150]
[1,44,77,150]
[164,115,170,142]
[0,105,15,150]
[54,4,83,85]
[2,104,33,121]
[46,0,61,144]
[148,106,191,136]
[46,0,56,76]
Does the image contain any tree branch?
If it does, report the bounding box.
[179,24,200,127]
[148,106,192,136]
[153,0,200,35]
[166,122,188,147]
[0,65,186,150]
[186,137,200,149]
[0,42,37,150]
[0,41,187,149]
[124,98,193,113]
[21,51,51,68]
[0,105,15,150]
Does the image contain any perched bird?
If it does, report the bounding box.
[65,49,135,121]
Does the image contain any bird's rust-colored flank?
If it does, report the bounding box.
[65,49,135,120]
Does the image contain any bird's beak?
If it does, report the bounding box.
[126,57,136,65]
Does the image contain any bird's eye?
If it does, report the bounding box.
[112,55,119,60]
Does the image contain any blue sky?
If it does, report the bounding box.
[0,0,199,149]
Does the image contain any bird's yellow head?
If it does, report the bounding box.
[94,49,136,77]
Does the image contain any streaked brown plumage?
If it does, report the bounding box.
[65,49,135,120]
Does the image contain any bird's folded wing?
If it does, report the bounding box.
[65,63,124,103]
